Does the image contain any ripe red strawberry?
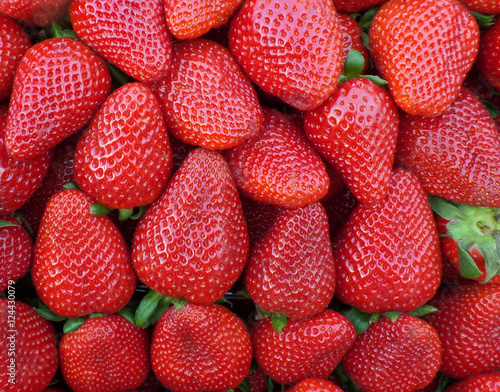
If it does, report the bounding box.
[151,303,252,392]
[0,0,69,26]
[244,201,336,320]
[424,282,500,379]
[337,14,370,74]
[332,169,442,313]
[228,0,343,111]
[396,88,500,208]
[74,82,173,210]
[164,0,244,39]
[369,0,479,116]
[332,0,388,12]
[59,314,150,392]
[32,188,136,318]
[445,373,500,392]
[226,107,330,208]
[0,215,32,291]
[70,0,172,83]
[476,18,500,91]
[132,148,249,305]
[0,299,58,392]
[4,37,111,159]
[304,77,399,205]
[288,378,344,392]
[0,13,31,102]
[252,309,356,385]
[458,0,500,14]
[151,38,262,150]
[342,314,442,392]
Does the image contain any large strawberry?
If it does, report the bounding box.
[0,0,69,26]
[332,169,442,313]
[0,299,58,392]
[244,201,336,320]
[368,0,479,116]
[396,87,500,208]
[70,0,172,83]
[74,82,173,210]
[4,37,111,159]
[59,314,150,392]
[151,303,252,392]
[304,77,399,205]
[32,188,137,318]
[445,373,500,392]
[226,107,330,208]
[132,148,249,305]
[228,0,343,111]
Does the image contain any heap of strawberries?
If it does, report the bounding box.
[1,0,500,391]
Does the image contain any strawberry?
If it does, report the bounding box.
[4,37,111,159]
[476,18,500,91]
[228,0,343,111]
[164,0,244,39]
[0,299,58,392]
[74,82,173,210]
[445,373,500,392]
[59,314,150,392]
[341,314,442,392]
[288,378,344,392]
[304,77,399,205]
[0,0,69,26]
[0,215,32,292]
[368,0,479,116]
[332,169,442,313]
[150,38,262,150]
[132,148,249,305]
[424,282,500,379]
[337,14,370,74]
[244,201,336,320]
[32,188,137,318]
[0,13,31,102]
[396,87,500,208]
[252,309,356,385]
[151,303,252,392]
[70,0,172,83]
[226,107,330,208]
[332,0,388,12]
[458,0,500,14]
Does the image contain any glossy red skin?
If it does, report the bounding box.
[333,169,442,313]
[369,0,479,116]
[151,38,262,150]
[74,82,173,210]
[226,107,330,208]
[304,77,399,205]
[337,14,370,74]
[252,309,356,385]
[424,282,500,379]
[60,315,150,392]
[0,215,33,292]
[332,0,387,12]
[245,202,336,320]
[445,373,500,392]
[132,148,249,305]
[32,189,137,318]
[164,0,244,39]
[229,0,343,111]
[151,303,253,392]
[288,378,344,392]
[4,37,111,159]
[70,0,171,83]
[0,299,58,392]
[0,0,69,26]
[476,18,500,91]
[396,88,500,208]
[458,0,500,14]
[342,315,442,392]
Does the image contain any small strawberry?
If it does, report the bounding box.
[288,378,344,392]
[59,314,150,392]
[368,0,479,116]
[151,38,262,150]
[151,303,252,392]
[0,299,58,392]
[164,0,244,39]
[32,188,137,318]
[342,314,442,392]
[252,309,356,385]
[424,282,500,379]
[74,82,173,210]
[70,0,172,83]
[244,201,336,320]
[226,107,330,208]
[4,37,111,159]
[396,87,500,208]
[332,0,388,12]
[332,169,442,313]
[337,14,370,74]
[228,0,343,111]
[476,17,500,91]
[0,0,69,26]
[132,148,249,305]
[445,373,500,392]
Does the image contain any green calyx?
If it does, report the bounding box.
[338,49,387,85]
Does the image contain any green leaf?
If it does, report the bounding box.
[171,298,187,311]
[361,74,387,85]
[237,379,251,392]
[333,364,364,392]
[470,10,495,29]
[63,317,86,333]
[148,296,172,326]
[63,182,80,190]
[435,375,455,392]
[457,246,483,279]
[481,100,500,119]
[382,311,401,322]
[118,208,134,221]
[90,203,112,216]
[130,206,148,220]
[135,290,166,328]
[0,220,17,228]
[117,308,136,325]
[34,303,68,322]
[50,21,79,40]
[408,305,438,318]
[358,6,380,30]
[266,376,274,392]
[341,307,377,334]
[106,61,129,85]
[428,196,463,221]
[476,239,500,282]
[343,49,365,79]
[271,313,288,333]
